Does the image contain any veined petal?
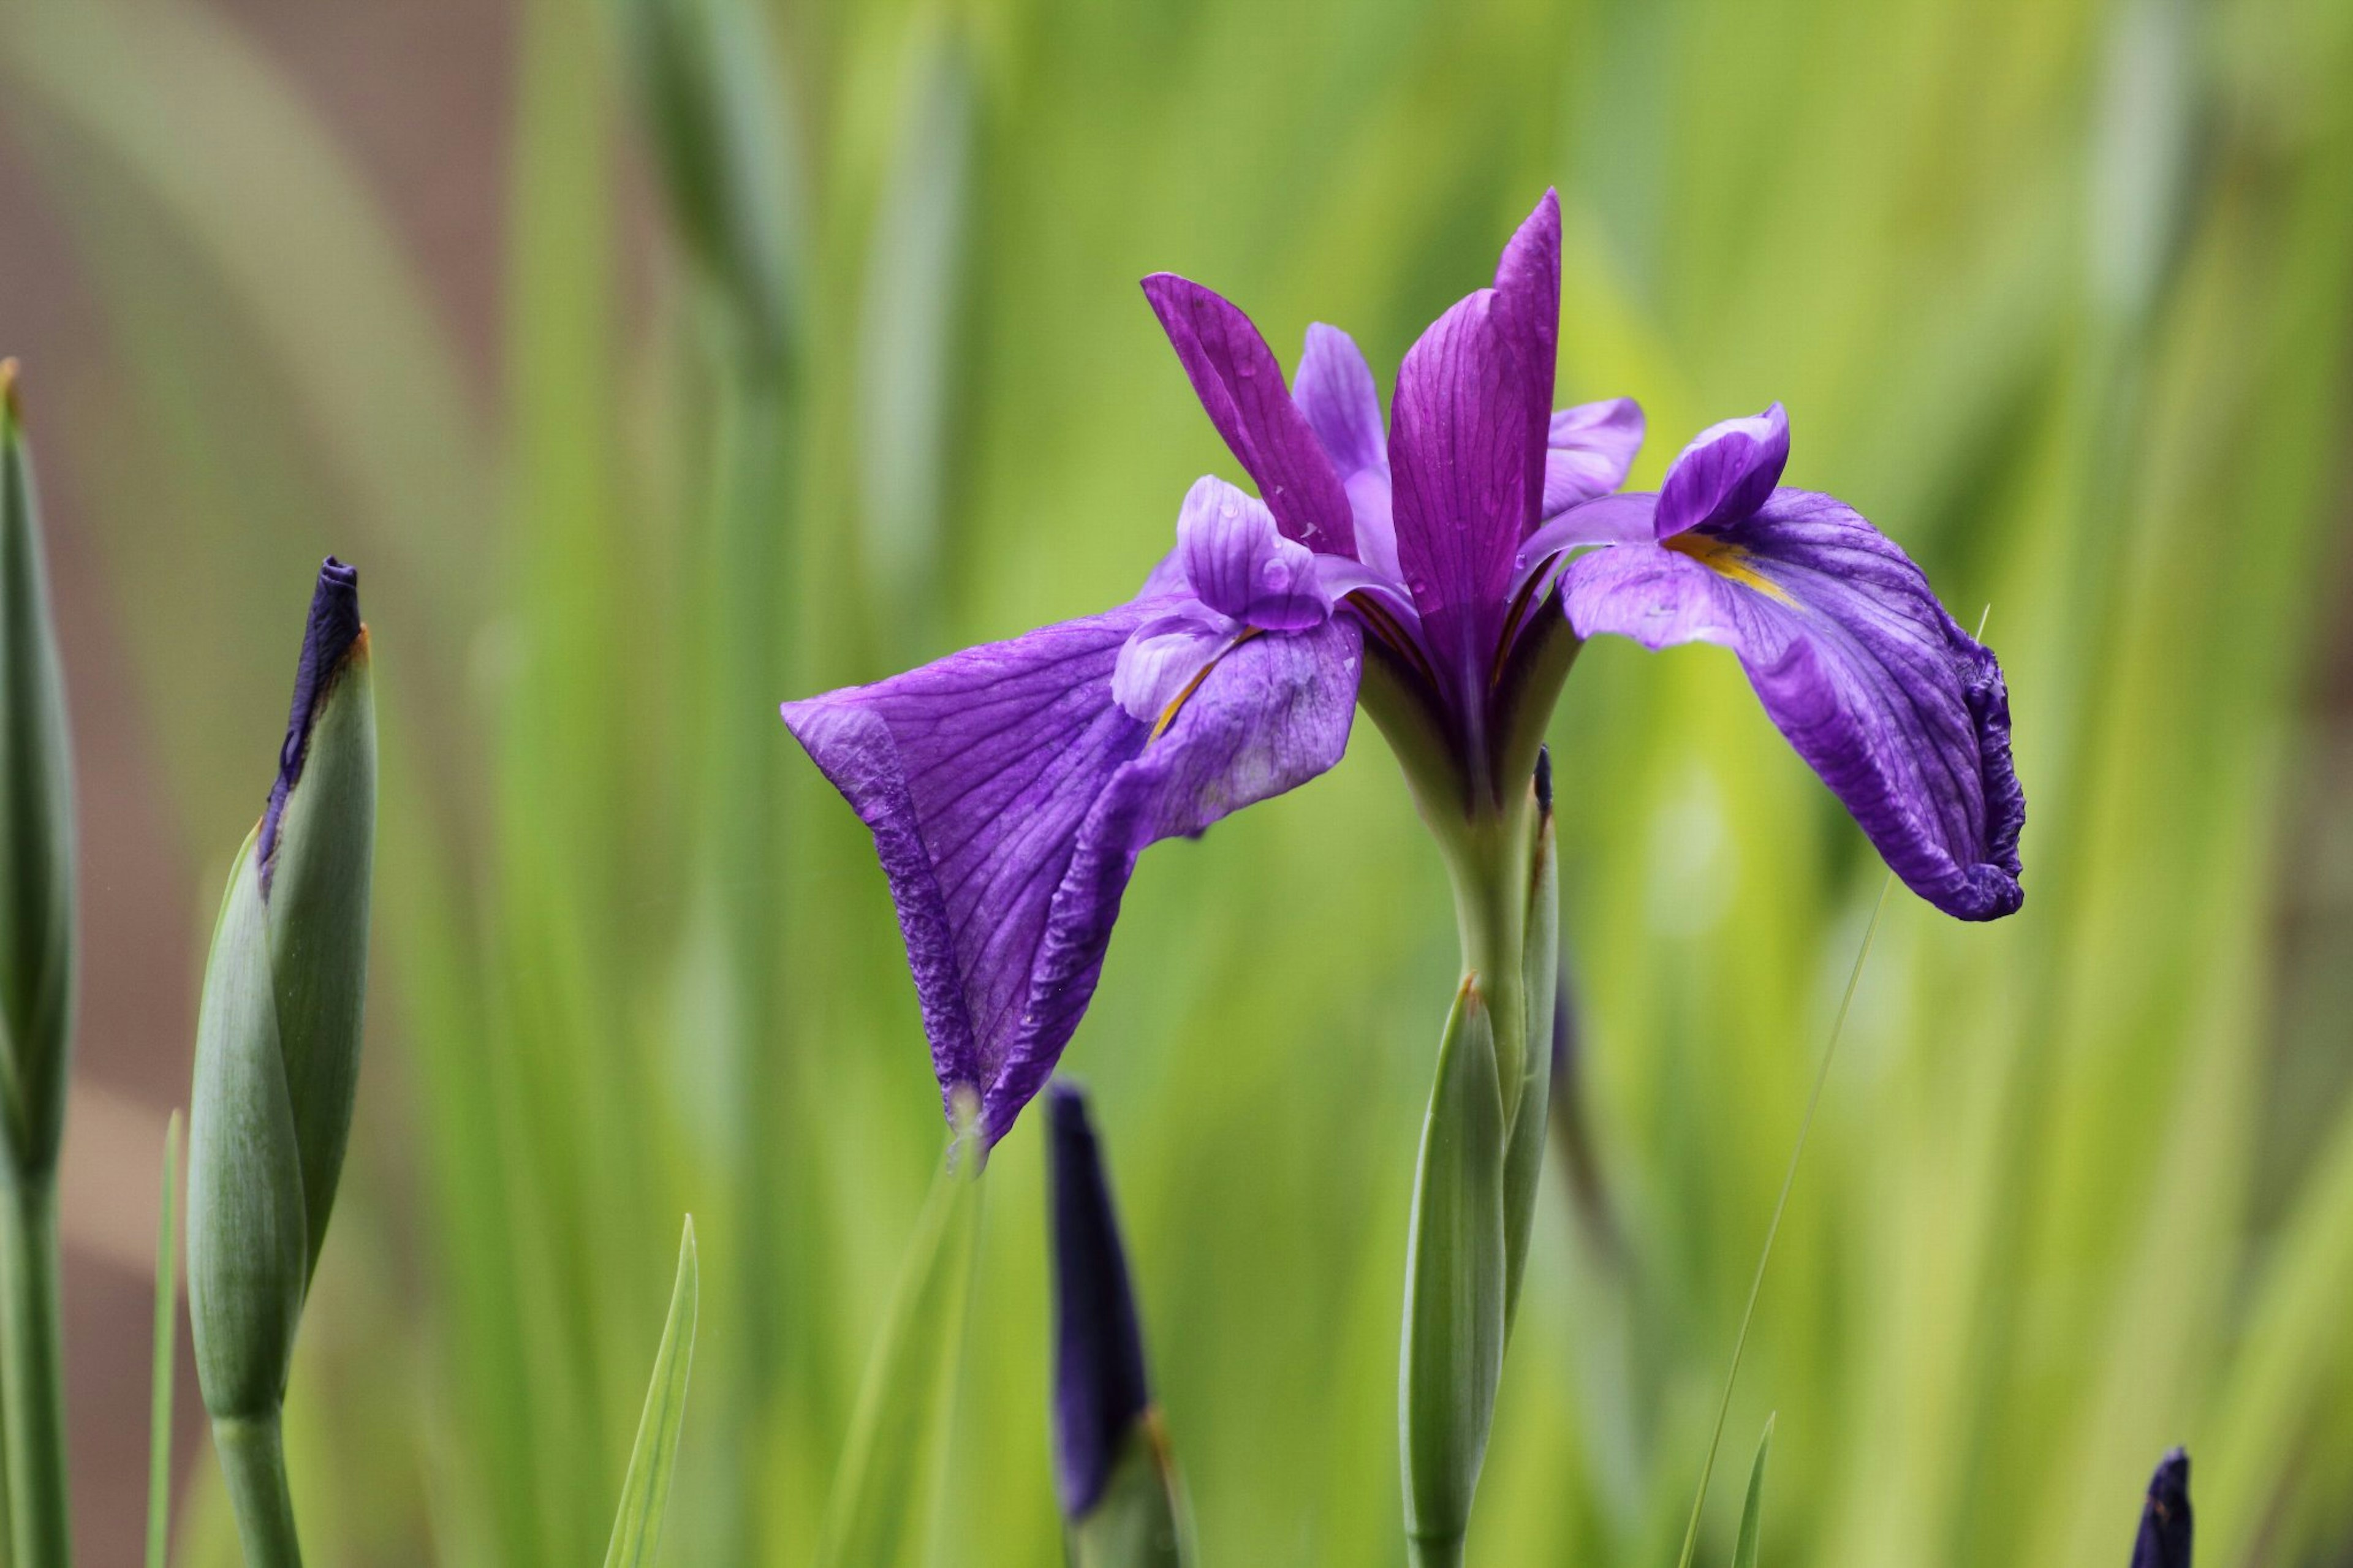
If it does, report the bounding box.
[1389,287,1535,699]
[1491,191,1561,532]
[1562,491,2023,920]
[1142,275,1355,556]
[1656,403,1789,538]
[1508,491,1660,608]
[782,608,1363,1143]
[1176,476,1328,631]
[1293,324,1385,480]
[1542,398,1645,517]
[1112,604,1239,722]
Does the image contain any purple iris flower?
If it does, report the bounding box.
[782,191,2021,1144]
[2129,1449,2192,1568]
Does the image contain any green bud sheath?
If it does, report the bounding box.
[1067,1420,1187,1568]
[188,829,312,1421]
[0,359,75,1180]
[1400,979,1507,1568]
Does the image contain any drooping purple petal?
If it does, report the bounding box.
[2129,1449,2192,1568]
[1048,1081,1153,1520]
[1293,324,1386,480]
[782,607,1363,1142]
[1112,604,1238,722]
[259,557,364,890]
[1542,398,1645,517]
[1654,404,1789,538]
[1490,191,1561,532]
[1142,275,1355,556]
[1388,288,1534,703]
[1562,490,2023,920]
[1176,476,1328,631]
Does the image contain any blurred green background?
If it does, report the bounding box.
[4,0,2353,1561]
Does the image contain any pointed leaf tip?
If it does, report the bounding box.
[1,358,20,426]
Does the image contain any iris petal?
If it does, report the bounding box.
[1141,275,1356,556]
[783,607,1363,1142]
[1655,403,1789,538]
[1176,476,1328,631]
[1562,490,2023,920]
[1542,398,1645,518]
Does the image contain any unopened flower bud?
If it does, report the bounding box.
[2129,1449,2192,1568]
[189,559,374,1422]
[1048,1081,1184,1566]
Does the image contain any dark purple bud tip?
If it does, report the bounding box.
[1533,745,1553,817]
[2130,1448,2192,1568]
[1048,1080,1152,1520]
[258,558,364,888]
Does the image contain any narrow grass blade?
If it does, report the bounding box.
[602,1217,700,1568]
[1730,1415,1774,1568]
[148,1111,183,1568]
[1675,876,1891,1568]
[817,1135,985,1568]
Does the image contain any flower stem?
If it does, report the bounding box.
[1409,1533,1467,1568]
[0,1166,72,1568]
[213,1414,303,1568]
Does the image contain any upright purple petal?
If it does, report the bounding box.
[1542,398,1645,517]
[2129,1450,2192,1568]
[1562,490,2023,920]
[1176,476,1328,631]
[1048,1081,1153,1520]
[1142,275,1355,556]
[783,607,1362,1142]
[1655,404,1789,538]
[1293,324,1385,480]
[1490,191,1561,532]
[1388,289,1534,703]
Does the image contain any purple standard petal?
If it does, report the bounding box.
[783,607,1363,1142]
[1542,398,1645,517]
[1654,403,1789,538]
[259,556,364,890]
[1295,327,1406,582]
[1563,491,2023,920]
[2129,1450,2192,1568]
[1142,275,1355,556]
[1048,1081,1153,1520]
[1293,324,1386,480]
[1176,476,1328,631]
[1389,287,1534,703]
[1490,191,1562,531]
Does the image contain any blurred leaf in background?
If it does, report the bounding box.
[2,0,2352,1561]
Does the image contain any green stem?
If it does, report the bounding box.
[1408,1534,1467,1568]
[0,1170,70,1568]
[212,1415,302,1568]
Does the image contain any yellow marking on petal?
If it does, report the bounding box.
[1150,627,1262,742]
[1666,532,1795,605]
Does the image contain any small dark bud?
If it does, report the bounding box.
[258,559,363,888]
[1533,746,1552,816]
[1048,1081,1153,1520]
[2129,1449,2192,1568]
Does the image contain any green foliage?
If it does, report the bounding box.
[604,1219,701,1568]
[5,0,2353,1559]
[1732,1417,1773,1568]
[817,1139,983,1568]
[0,359,74,1180]
[151,1112,183,1568]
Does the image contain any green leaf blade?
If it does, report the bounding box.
[603,1216,701,1568]
[148,1110,183,1568]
